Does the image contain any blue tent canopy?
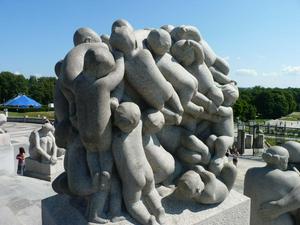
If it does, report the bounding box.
[3,95,42,108]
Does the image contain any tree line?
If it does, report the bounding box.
[0,71,56,105]
[233,86,300,121]
[1,71,300,120]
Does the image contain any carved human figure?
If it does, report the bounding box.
[73,45,124,223]
[29,122,63,164]
[206,83,238,177]
[109,20,184,125]
[60,28,105,129]
[112,102,166,225]
[171,39,224,108]
[173,165,229,204]
[170,25,230,76]
[157,124,211,167]
[142,108,175,184]
[147,29,219,118]
[244,146,300,225]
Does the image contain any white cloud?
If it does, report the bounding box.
[235,68,258,76]
[261,72,279,77]
[223,56,230,61]
[281,65,300,75]
[14,71,21,75]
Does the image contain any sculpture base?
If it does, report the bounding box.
[42,190,250,225]
[0,133,11,146]
[24,157,64,181]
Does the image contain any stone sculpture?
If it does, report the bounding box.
[29,122,64,164]
[52,19,239,225]
[244,145,300,225]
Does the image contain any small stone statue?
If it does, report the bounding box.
[245,146,300,225]
[29,122,64,164]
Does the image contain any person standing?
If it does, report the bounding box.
[16,147,26,175]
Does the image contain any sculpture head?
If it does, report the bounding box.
[221,83,239,107]
[73,27,101,46]
[170,25,202,43]
[110,26,136,54]
[147,29,172,56]
[160,24,175,33]
[83,47,115,79]
[100,34,111,47]
[262,146,289,171]
[175,170,204,199]
[111,19,134,32]
[172,40,204,66]
[54,60,63,77]
[41,122,55,133]
[114,102,141,133]
[142,109,165,134]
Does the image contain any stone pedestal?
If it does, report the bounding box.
[42,190,250,225]
[255,134,264,148]
[237,130,245,154]
[24,157,64,181]
[0,143,14,175]
[245,134,253,149]
[0,133,11,146]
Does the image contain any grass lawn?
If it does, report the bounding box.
[8,111,55,120]
[280,112,300,121]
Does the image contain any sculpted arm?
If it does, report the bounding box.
[188,40,205,64]
[102,51,125,90]
[260,183,300,220]
[209,67,235,85]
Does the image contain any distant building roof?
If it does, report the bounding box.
[3,94,41,108]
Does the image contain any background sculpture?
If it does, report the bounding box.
[53,19,238,225]
[245,144,300,225]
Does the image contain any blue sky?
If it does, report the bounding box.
[0,0,300,88]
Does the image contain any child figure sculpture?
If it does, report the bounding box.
[110,20,184,125]
[112,102,167,225]
[171,39,224,108]
[74,45,124,223]
[147,29,218,117]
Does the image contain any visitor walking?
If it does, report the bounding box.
[16,147,26,175]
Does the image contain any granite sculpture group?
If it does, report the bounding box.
[52,19,239,225]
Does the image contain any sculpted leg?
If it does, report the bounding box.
[164,91,184,119]
[143,180,166,225]
[177,147,205,165]
[123,187,158,225]
[214,136,234,158]
[206,86,224,107]
[181,134,211,165]
[67,136,98,196]
[109,170,125,222]
[88,151,114,223]
[219,162,237,191]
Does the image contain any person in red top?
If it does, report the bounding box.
[16,147,25,175]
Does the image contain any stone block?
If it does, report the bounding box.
[24,156,64,181]
[42,190,250,225]
[0,133,11,146]
[255,134,264,148]
[0,144,14,174]
[245,134,253,149]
